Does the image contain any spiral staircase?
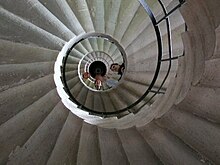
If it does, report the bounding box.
[0,0,220,164]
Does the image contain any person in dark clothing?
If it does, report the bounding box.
[110,63,125,76]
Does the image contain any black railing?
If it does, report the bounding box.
[133,0,186,111]
[61,0,186,117]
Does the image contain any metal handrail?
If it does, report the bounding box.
[131,0,186,111]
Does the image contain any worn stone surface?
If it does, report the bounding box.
[199,58,220,88]
[118,127,161,165]
[47,112,82,165]
[77,123,101,165]
[98,128,129,165]
[158,107,220,164]
[0,74,55,125]
[7,102,69,165]
[139,122,203,165]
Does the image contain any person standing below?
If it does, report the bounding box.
[82,72,90,79]
[94,74,105,90]
[82,72,105,90]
